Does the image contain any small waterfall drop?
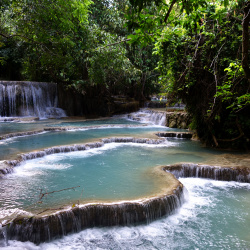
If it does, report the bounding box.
[164,164,250,183]
[1,185,184,244]
[127,109,166,126]
[0,81,66,119]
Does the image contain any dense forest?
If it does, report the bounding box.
[0,0,250,150]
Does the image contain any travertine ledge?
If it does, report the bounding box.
[164,163,250,182]
[2,166,184,244]
[156,132,193,139]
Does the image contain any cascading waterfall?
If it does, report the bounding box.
[2,185,184,244]
[3,161,250,244]
[0,134,250,245]
[0,137,185,244]
[0,81,66,118]
[127,109,166,126]
[1,137,250,244]
[164,163,250,182]
[4,137,166,168]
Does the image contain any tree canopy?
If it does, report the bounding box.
[126,0,250,149]
[0,0,160,100]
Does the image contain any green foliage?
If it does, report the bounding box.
[0,0,92,81]
[0,0,160,100]
[86,38,141,90]
[135,0,250,148]
[86,0,160,98]
[1,0,250,148]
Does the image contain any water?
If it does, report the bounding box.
[0,115,140,136]
[50,116,142,127]
[0,126,184,160]
[128,109,167,126]
[0,119,60,136]
[2,179,250,249]
[0,109,249,248]
[0,81,66,118]
[0,141,217,215]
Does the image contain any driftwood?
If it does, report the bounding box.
[0,186,82,227]
[38,186,80,201]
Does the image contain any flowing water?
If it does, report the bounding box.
[0,126,184,160]
[0,81,66,118]
[127,109,167,126]
[1,179,250,249]
[0,115,140,136]
[0,107,249,249]
[0,141,220,214]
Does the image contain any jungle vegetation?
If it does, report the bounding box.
[0,0,250,149]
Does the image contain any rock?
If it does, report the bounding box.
[165,111,192,129]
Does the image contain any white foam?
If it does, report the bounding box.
[0,241,40,250]
[0,131,48,144]
[66,124,152,131]
[0,208,33,222]
[57,143,124,158]
[11,141,177,177]
[181,177,250,191]
[127,109,167,126]
[2,178,250,249]
[13,161,73,177]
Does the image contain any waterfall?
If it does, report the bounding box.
[127,109,166,126]
[0,81,66,118]
[2,140,250,244]
[1,184,184,244]
[164,163,250,183]
[0,137,185,244]
[2,138,250,244]
[0,225,7,247]
[156,132,193,139]
[4,138,166,167]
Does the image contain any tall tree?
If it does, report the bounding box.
[128,0,250,149]
[0,0,92,81]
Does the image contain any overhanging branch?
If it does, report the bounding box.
[164,0,177,23]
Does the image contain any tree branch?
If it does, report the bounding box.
[164,0,177,23]
[0,32,59,55]
[218,117,246,142]
[99,38,132,49]
[38,186,80,201]
[217,134,244,142]
[0,33,9,39]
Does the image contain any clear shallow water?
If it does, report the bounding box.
[0,110,249,249]
[0,141,218,215]
[50,117,142,127]
[2,179,250,249]
[0,115,140,136]
[0,120,58,136]
[0,126,184,160]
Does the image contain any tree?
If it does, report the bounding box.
[128,0,250,149]
[0,0,92,81]
[0,0,160,102]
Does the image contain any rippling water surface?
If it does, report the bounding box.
[2,179,250,249]
[0,110,249,249]
[0,140,220,213]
